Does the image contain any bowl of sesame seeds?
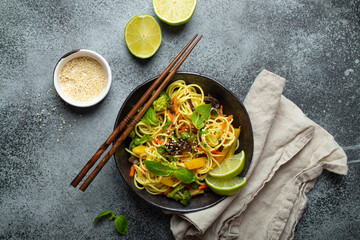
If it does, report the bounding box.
[53,49,112,107]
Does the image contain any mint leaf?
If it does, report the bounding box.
[145,161,174,177]
[115,215,128,235]
[163,119,172,129]
[199,128,208,137]
[135,135,154,145]
[141,107,158,125]
[191,104,211,129]
[93,210,115,224]
[174,167,197,184]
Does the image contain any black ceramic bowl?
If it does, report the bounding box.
[114,72,253,213]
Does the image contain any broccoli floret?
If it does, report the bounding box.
[166,184,185,199]
[153,91,170,112]
[180,190,191,206]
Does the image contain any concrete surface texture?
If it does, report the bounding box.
[1,0,359,239]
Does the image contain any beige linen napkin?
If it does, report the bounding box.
[170,70,348,240]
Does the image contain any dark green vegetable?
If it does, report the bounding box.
[153,91,171,112]
[166,185,192,206]
[167,155,178,162]
[134,135,154,146]
[141,107,158,125]
[180,132,190,139]
[180,190,191,206]
[191,104,211,129]
[163,119,172,129]
[186,133,197,145]
[157,147,165,155]
[191,182,199,189]
[93,210,115,224]
[129,130,136,138]
[174,167,197,184]
[199,128,208,137]
[114,215,128,235]
[166,184,185,198]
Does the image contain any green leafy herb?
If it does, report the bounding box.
[199,128,208,137]
[180,132,190,139]
[134,135,154,146]
[157,145,170,155]
[93,211,128,235]
[145,161,173,177]
[163,119,172,129]
[93,210,115,224]
[191,182,199,189]
[115,215,128,235]
[141,107,158,125]
[167,155,178,162]
[191,104,211,129]
[145,160,196,183]
[174,167,197,184]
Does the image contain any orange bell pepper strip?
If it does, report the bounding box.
[167,110,174,122]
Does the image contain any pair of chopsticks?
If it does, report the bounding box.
[71,34,203,191]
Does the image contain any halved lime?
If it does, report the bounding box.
[124,15,162,59]
[153,0,197,26]
[205,176,247,196]
[209,150,245,179]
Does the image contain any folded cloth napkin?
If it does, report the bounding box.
[170,70,348,240]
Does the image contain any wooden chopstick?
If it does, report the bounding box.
[71,34,203,191]
[70,34,199,188]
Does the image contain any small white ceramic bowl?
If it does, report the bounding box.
[53,49,112,107]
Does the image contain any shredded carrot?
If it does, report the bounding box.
[153,138,165,145]
[221,121,227,132]
[227,115,233,121]
[173,96,179,115]
[164,188,173,195]
[129,165,135,177]
[220,105,223,116]
[140,167,147,173]
[197,147,204,152]
[199,184,209,190]
[178,126,188,134]
[211,150,224,155]
[167,110,174,122]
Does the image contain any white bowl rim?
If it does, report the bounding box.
[53,49,112,108]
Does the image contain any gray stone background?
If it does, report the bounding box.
[1,0,359,239]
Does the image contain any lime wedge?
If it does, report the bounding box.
[205,176,247,196]
[153,0,197,26]
[209,150,245,179]
[124,15,162,59]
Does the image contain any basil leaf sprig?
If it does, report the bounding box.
[145,160,197,183]
[191,104,211,129]
[115,215,128,235]
[134,135,154,146]
[93,210,116,224]
[141,107,158,125]
[93,210,128,235]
